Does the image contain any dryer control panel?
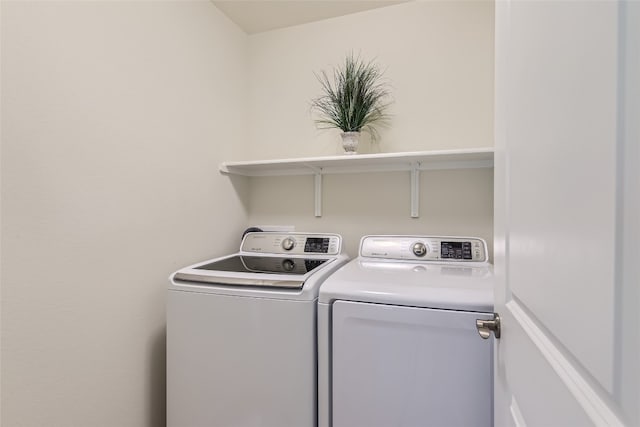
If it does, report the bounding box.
[360,235,488,263]
[241,232,342,256]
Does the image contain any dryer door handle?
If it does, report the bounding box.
[476,313,501,339]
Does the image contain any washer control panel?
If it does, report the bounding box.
[241,232,342,255]
[360,235,488,263]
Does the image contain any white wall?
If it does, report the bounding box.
[1,2,496,425]
[248,169,494,257]
[246,1,494,160]
[0,2,248,426]
[244,1,495,256]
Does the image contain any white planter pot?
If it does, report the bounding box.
[340,132,360,155]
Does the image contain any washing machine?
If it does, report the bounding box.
[168,232,348,427]
[318,235,494,427]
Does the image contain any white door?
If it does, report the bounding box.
[493,0,639,426]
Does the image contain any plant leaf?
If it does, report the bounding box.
[311,53,392,134]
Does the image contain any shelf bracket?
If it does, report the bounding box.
[306,166,323,217]
[314,173,322,217]
[410,162,420,218]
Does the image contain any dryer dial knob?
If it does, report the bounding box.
[282,237,296,251]
[412,242,427,257]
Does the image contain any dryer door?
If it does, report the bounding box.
[331,300,493,427]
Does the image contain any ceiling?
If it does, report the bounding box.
[212,1,409,34]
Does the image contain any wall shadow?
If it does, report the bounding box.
[227,174,250,214]
[148,325,167,427]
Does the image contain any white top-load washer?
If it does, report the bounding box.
[318,235,494,427]
[168,232,348,427]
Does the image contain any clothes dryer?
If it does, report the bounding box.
[168,232,348,427]
[318,235,494,427]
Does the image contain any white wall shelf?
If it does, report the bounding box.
[220,148,494,218]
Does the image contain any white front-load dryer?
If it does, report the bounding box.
[318,235,494,427]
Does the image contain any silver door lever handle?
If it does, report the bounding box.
[476,313,501,339]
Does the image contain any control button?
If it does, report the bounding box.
[282,237,296,251]
[282,259,295,272]
[412,242,427,257]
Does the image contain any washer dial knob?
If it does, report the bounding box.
[282,259,295,271]
[281,237,296,251]
[412,242,427,257]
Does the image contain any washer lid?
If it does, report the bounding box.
[170,253,350,301]
[173,255,331,289]
[318,258,494,312]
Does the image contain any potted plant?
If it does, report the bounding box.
[311,54,392,154]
